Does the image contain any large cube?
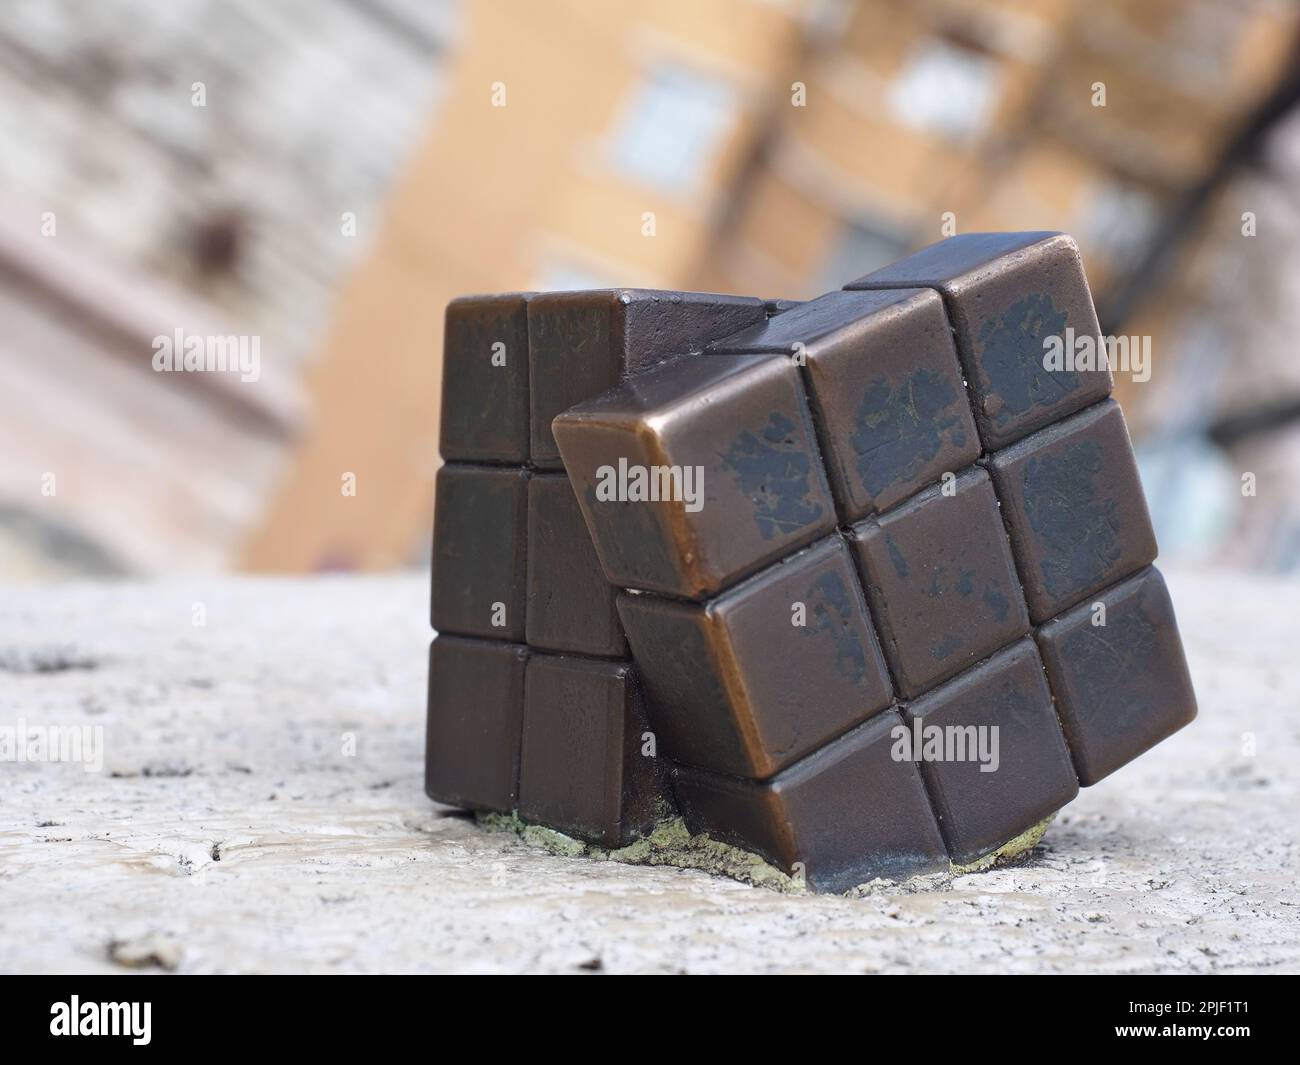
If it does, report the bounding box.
[429,236,1197,892]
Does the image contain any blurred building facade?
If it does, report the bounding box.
[4,0,1299,578]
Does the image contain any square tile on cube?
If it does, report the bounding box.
[425,636,529,813]
[850,468,1028,698]
[525,473,625,657]
[617,536,893,780]
[517,654,672,847]
[903,639,1077,864]
[1036,567,1196,786]
[432,464,529,640]
[989,398,1156,623]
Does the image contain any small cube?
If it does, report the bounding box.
[846,232,1113,450]
[425,636,529,812]
[432,464,529,640]
[617,536,893,780]
[989,399,1156,623]
[671,711,949,892]
[712,288,979,520]
[554,353,836,599]
[850,468,1028,697]
[439,294,532,463]
[528,289,765,467]
[517,654,673,847]
[903,640,1078,864]
[1036,567,1196,786]
[525,473,625,657]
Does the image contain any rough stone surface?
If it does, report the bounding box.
[0,569,1295,974]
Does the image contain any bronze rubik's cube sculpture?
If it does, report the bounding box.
[427,232,1197,893]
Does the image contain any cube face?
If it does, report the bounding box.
[527,290,765,468]
[431,464,529,641]
[525,473,625,657]
[850,469,1029,698]
[712,288,979,520]
[847,232,1113,450]
[990,399,1157,623]
[1037,567,1196,786]
[904,640,1078,864]
[517,655,670,847]
[439,294,532,463]
[672,712,949,892]
[555,354,837,599]
[617,536,893,780]
[425,637,529,813]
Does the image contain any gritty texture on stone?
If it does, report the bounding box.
[1,571,1296,974]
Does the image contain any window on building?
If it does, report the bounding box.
[606,63,739,195]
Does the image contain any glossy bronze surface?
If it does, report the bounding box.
[1037,567,1196,786]
[617,535,892,780]
[554,353,836,599]
[846,232,1113,450]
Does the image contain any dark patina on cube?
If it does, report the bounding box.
[1037,566,1196,786]
[850,468,1029,698]
[903,639,1078,864]
[711,288,979,520]
[554,353,836,600]
[517,654,672,847]
[617,536,892,780]
[989,399,1157,623]
[846,232,1113,451]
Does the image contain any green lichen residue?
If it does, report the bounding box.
[477,811,1056,894]
[951,814,1056,874]
[478,813,806,893]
